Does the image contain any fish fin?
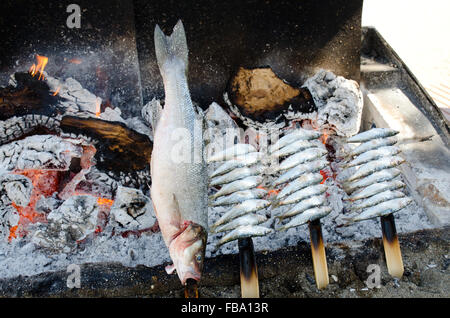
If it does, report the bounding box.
[165,263,176,275]
[154,20,188,75]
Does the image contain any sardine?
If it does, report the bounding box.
[211,189,267,206]
[216,225,274,247]
[273,159,329,186]
[276,194,326,221]
[210,152,261,178]
[151,21,208,285]
[278,184,328,207]
[276,173,323,200]
[213,214,268,233]
[208,144,257,162]
[210,199,270,229]
[343,168,401,193]
[210,166,261,186]
[346,180,405,201]
[346,146,401,168]
[278,206,332,231]
[347,128,399,143]
[269,129,322,153]
[343,156,405,183]
[350,190,405,211]
[271,139,322,158]
[275,147,328,172]
[212,175,263,199]
[349,136,398,157]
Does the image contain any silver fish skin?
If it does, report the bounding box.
[212,175,263,199]
[213,214,268,233]
[276,173,323,200]
[269,129,322,153]
[278,206,332,231]
[343,168,402,193]
[343,156,405,183]
[210,152,261,178]
[211,189,267,206]
[349,136,398,157]
[271,139,322,158]
[273,159,329,186]
[350,190,405,211]
[346,180,405,201]
[151,21,208,285]
[275,148,328,172]
[277,194,326,221]
[347,128,399,143]
[347,197,413,224]
[346,146,401,168]
[210,166,262,187]
[278,184,328,206]
[216,225,274,248]
[210,199,270,229]
[208,144,256,162]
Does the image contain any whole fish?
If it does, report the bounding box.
[343,197,413,225]
[216,225,274,248]
[208,144,256,162]
[346,146,401,168]
[277,184,328,207]
[349,136,398,157]
[210,199,270,229]
[276,173,323,200]
[211,189,267,206]
[343,168,401,193]
[273,159,329,186]
[347,128,399,143]
[213,214,268,233]
[210,166,261,186]
[278,206,332,231]
[151,21,208,285]
[210,152,261,178]
[346,180,405,201]
[350,190,405,211]
[271,139,322,158]
[269,129,322,153]
[343,156,405,183]
[276,194,326,222]
[275,147,328,172]
[212,175,263,199]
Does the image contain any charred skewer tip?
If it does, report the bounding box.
[238,237,259,298]
[380,214,404,278]
[184,278,199,298]
[309,219,329,290]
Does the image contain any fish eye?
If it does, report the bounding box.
[196,254,202,262]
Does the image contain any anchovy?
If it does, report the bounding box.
[276,173,323,200]
[346,180,405,201]
[343,168,402,193]
[347,128,399,143]
[276,194,326,221]
[278,206,332,231]
[212,214,268,233]
[344,197,413,225]
[349,136,398,157]
[212,175,263,199]
[271,139,322,158]
[273,159,329,186]
[278,184,328,207]
[275,148,328,172]
[346,146,401,168]
[208,144,257,162]
[216,225,274,247]
[343,156,405,183]
[210,166,261,186]
[350,190,405,211]
[210,152,261,178]
[211,189,267,206]
[269,129,322,153]
[210,199,270,229]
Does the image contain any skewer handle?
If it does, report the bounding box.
[380,214,404,278]
[308,219,329,289]
[238,237,260,298]
[184,278,199,298]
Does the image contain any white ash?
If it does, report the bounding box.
[109,186,156,231]
[0,205,19,241]
[125,117,152,138]
[303,69,363,137]
[0,173,32,207]
[80,168,119,197]
[35,195,62,214]
[0,115,61,145]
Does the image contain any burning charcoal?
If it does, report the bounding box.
[109,186,156,231]
[34,196,62,214]
[0,174,33,207]
[0,205,19,240]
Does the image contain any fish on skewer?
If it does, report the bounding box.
[345,180,405,201]
[347,128,399,143]
[210,166,262,186]
[342,156,405,183]
[210,152,261,178]
[343,168,401,193]
[345,146,401,168]
[278,206,332,231]
[213,214,268,233]
[276,194,326,222]
[211,189,267,206]
[269,128,322,153]
[212,175,263,199]
[274,147,328,172]
[349,190,405,211]
[276,183,328,207]
[273,159,329,186]
[271,139,322,158]
[348,136,398,157]
[210,199,270,229]
[216,225,274,248]
[208,144,257,162]
[276,173,323,200]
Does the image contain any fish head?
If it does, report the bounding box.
[169,222,207,285]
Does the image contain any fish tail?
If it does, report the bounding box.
[154,20,188,75]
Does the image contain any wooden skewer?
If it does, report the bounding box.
[380,214,404,278]
[308,219,329,289]
[238,237,259,298]
[184,278,199,298]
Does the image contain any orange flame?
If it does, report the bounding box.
[97,197,114,207]
[29,55,49,80]
[320,130,329,145]
[95,99,101,117]
[52,85,61,96]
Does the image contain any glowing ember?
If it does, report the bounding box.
[95,98,101,117]
[257,185,279,197]
[97,197,114,207]
[29,55,49,80]
[69,58,82,64]
[52,85,61,96]
[320,130,329,144]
